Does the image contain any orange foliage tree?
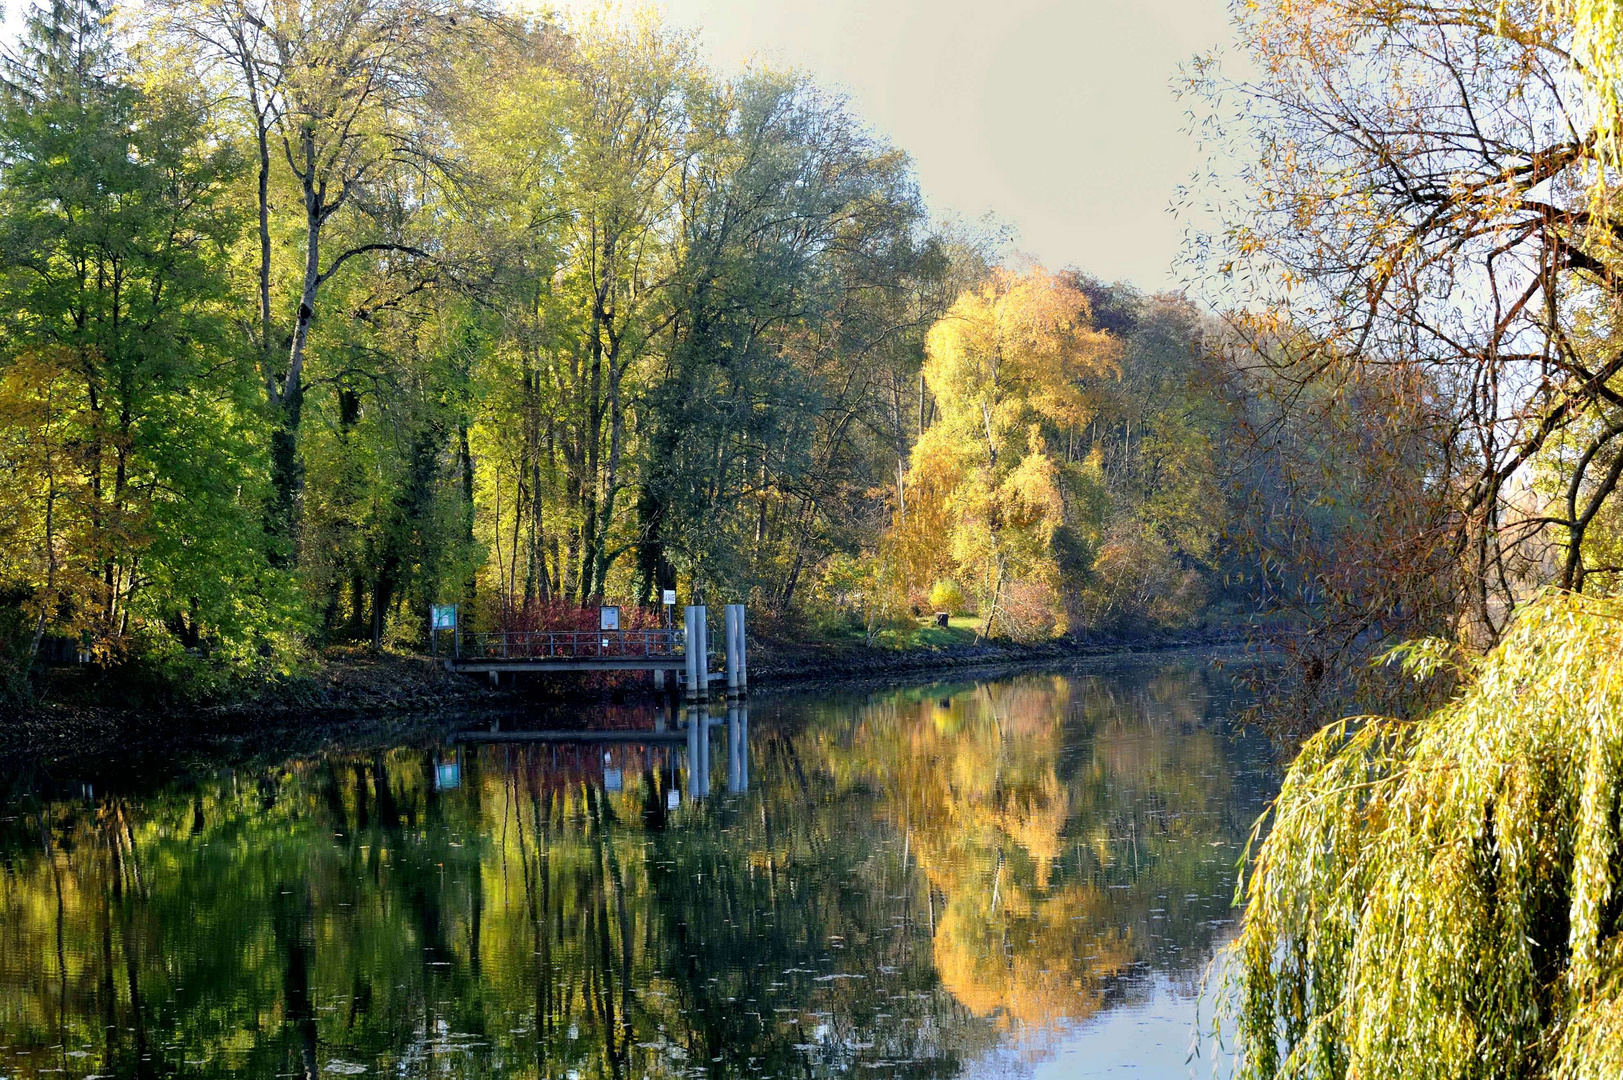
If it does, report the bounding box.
[891,266,1118,641]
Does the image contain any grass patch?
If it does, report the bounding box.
[908,615,981,648]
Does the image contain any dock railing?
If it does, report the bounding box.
[433,605,743,700]
[449,628,685,661]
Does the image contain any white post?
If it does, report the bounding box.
[699,703,711,797]
[682,606,699,701]
[736,604,748,696]
[696,605,710,701]
[686,704,710,799]
[724,604,741,699]
[687,706,703,799]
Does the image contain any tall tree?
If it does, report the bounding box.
[150,0,471,565]
[1192,0,1623,647]
[636,72,935,609]
[0,0,286,667]
[454,13,698,609]
[899,267,1118,641]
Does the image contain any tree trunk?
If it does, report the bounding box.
[266,133,326,567]
[266,386,304,566]
[976,557,1006,645]
[591,341,626,602]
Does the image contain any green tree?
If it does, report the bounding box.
[636,70,939,610]
[1224,592,1623,1080]
[0,0,295,679]
[150,0,473,566]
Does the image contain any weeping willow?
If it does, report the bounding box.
[1222,591,1623,1079]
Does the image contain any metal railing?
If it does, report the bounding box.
[445,628,686,661]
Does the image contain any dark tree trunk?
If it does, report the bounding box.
[267,385,304,567]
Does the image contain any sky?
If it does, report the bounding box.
[636,0,1238,291]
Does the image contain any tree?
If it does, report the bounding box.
[898,267,1117,641]
[457,11,699,609]
[1223,592,1623,1080]
[454,19,945,621]
[1064,281,1229,633]
[0,0,292,673]
[1190,0,1623,650]
[149,0,474,564]
[632,69,938,611]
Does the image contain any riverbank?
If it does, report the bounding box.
[1,629,1254,771]
[748,626,1246,691]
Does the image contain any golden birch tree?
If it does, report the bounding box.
[901,267,1117,641]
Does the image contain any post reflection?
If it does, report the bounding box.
[686,703,710,799]
[727,704,748,794]
[0,661,1272,1080]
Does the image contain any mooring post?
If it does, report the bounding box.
[699,704,711,796]
[724,604,741,699]
[681,600,701,704]
[736,604,747,697]
[697,605,710,701]
[686,706,702,799]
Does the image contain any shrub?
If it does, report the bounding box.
[992,579,1063,643]
[928,579,965,615]
[809,553,913,646]
[1077,524,1204,633]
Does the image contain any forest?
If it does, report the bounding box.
[0,0,1348,702]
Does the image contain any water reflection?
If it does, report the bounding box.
[0,659,1272,1079]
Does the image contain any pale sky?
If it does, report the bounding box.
[643,0,1237,291]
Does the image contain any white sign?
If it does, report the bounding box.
[599,605,621,631]
[431,604,457,630]
[662,589,676,606]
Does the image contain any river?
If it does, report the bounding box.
[0,653,1275,1080]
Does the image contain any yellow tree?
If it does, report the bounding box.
[899,267,1117,640]
[0,350,100,660]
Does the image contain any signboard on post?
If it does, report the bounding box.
[662,589,676,606]
[430,604,458,659]
[599,605,621,631]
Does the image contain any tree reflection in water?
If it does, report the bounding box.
[0,659,1272,1079]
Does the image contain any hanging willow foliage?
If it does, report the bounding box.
[1220,591,1623,1079]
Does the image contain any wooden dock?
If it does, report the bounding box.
[438,605,747,700]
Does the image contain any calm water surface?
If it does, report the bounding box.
[0,657,1275,1080]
